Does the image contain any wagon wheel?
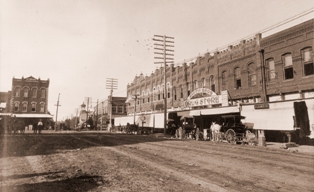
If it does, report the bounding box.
[225,129,236,144]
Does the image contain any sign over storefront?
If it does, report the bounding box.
[180,88,229,109]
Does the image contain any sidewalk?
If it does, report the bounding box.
[266,142,314,155]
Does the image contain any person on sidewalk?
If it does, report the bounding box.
[37,119,43,134]
[194,124,200,141]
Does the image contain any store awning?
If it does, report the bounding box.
[200,106,240,115]
[0,113,11,116]
[12,114,53,118]
[177,110,190,116]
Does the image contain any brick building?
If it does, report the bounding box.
[8,76,53,131]
[121,19,313,140]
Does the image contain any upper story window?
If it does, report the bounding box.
[22,102,27,112]
[41,88,46,98]
[173,86,177,100]
[23,88,29,97]
[283,53,293,80]
[32,88,37,98]
[222,71,227,90]
[209,76,215,92]
[14,102,20,112]
[40,103,45,112]
[248,63,256,86]
[201,78,205,88]
[193,80,198,90]
[302,47,313,76]
[266,59,276,80]
[31,103,36,112]
[187,82,190,96]
[180,85,183,98]
[15,87,20,97]
[234,67,241,89]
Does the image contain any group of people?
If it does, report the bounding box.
[33,119,44,134]
[172,121,222,142]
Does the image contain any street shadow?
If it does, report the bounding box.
[0,132,176,158]
[2,174,105,192]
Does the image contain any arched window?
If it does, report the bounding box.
[40,103,45,112]
[187,82,190,96]
[194,80,198,90]
[234,67,241,89]
[32,88,37,98]
[282,53,293,80]
[180,85,183,98]
[14,102,20,112]
[209,76,215,92]
[201,78,206,88]
[23,87,29,97]
[41,88,46,98]
[15,87,20,97]
[248,63,256,86]
[31,102,36,112]
[22,102,28,112]
[302,47,313,76]
[147,89,150,103]
[222,71,227,90]
[266,58,276,80]
[173,86,177,100]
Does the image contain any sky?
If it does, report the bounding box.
[0,0,313,120]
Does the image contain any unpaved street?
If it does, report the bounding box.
[1,132,314,192]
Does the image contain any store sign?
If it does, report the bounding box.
[254,103,269,109]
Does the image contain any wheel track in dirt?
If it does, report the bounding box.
[79,134,314,192]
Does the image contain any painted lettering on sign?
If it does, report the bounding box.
[180,95,222,108]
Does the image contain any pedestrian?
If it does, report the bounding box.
[33,121,37,134]
[37,119,43,134]
[178,125,183,139]
[194,124,200,141]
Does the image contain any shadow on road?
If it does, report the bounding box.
[2,174,105,192]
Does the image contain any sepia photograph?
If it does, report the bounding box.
[0,0,314,191]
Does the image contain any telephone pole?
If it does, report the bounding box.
[153,35,174,134]
[55,93,61,131]
[106,78,118,132]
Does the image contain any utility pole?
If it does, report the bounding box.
[153,35,174,134]
[55,93,61,131]
[96,99,99,130]
[132,93,140,124]
[106,78,118,132]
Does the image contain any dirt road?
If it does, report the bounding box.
[1,132,313,192]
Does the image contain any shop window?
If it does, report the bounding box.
[234,67,241,89]
[266,59,276,80]
[248,63,256,86]
[283,53,293,80]
[302,47,314,76]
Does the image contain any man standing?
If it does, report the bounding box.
[37,119,43,134]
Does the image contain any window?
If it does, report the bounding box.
[173,86,177,100]
[201,78,205,88]
[180,85,183,98]
[40,103,45,112]
[118,105,123,113]
[266,59,276,80]
[234,67,241,89]
[147,89,150,102]
[187,82,190,96]
[24,88,28,97]
[14,102,19,112]
[248,63,256,86]
[222,71,228,90]
[194,80,198,90]
[31,103,36,112]
[41,89,46,98]
[32,88,37,98]
[209,76,215,92]
[22,102,27,112]
[142,91,145,103]
[15,87,20,97]
[283,54,293,80]
[167,83,170,98]
[302,47,314,76]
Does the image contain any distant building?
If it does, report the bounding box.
[8,76,53,131]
